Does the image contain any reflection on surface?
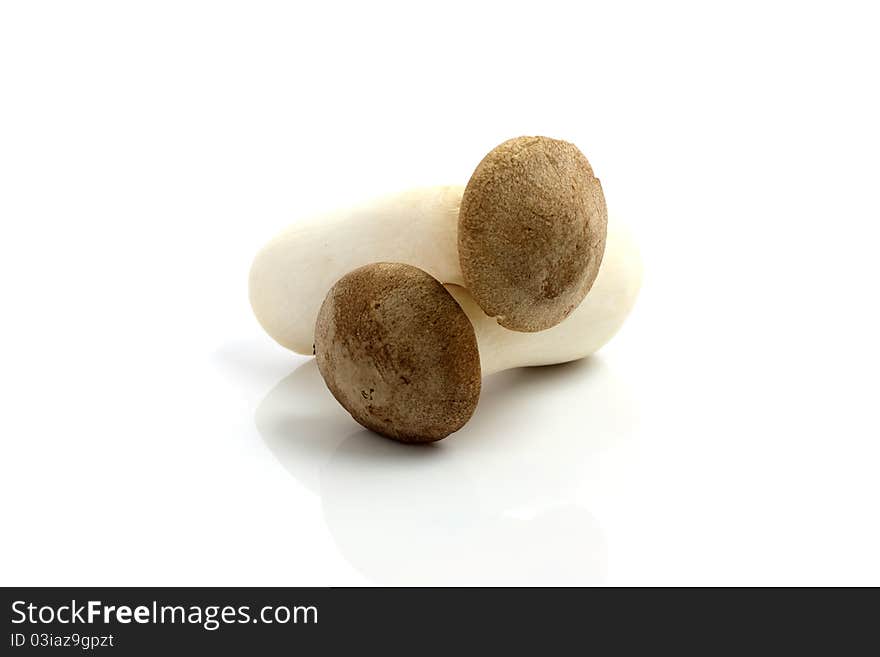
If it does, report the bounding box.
[256,357,635,585]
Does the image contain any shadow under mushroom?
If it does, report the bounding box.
[255,356,636,585]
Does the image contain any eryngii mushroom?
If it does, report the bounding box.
[458,136,607,332]
[314,262,482,443]
[315,224,642,442]
[251,135,610,355]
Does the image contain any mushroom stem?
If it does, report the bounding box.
[250,186,640,364]
[446,221,642,376]
[250,186,464,354]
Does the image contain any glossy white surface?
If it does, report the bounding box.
[2,1,879,586]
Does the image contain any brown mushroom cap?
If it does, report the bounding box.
[314,263,481,443]
[458,136,608,332]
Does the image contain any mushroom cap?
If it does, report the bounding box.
[314,263,481,443]
[458,136,608,332]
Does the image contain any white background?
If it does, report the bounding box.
[2,1,878,586]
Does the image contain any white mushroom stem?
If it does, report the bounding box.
[250,186,464,354]
[249,186,642,366]
[446,221,642,376]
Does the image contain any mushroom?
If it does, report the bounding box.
[314,262,482,443]
[314,223,641,442]
[459,136,607,332]
[251,135,609,353]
